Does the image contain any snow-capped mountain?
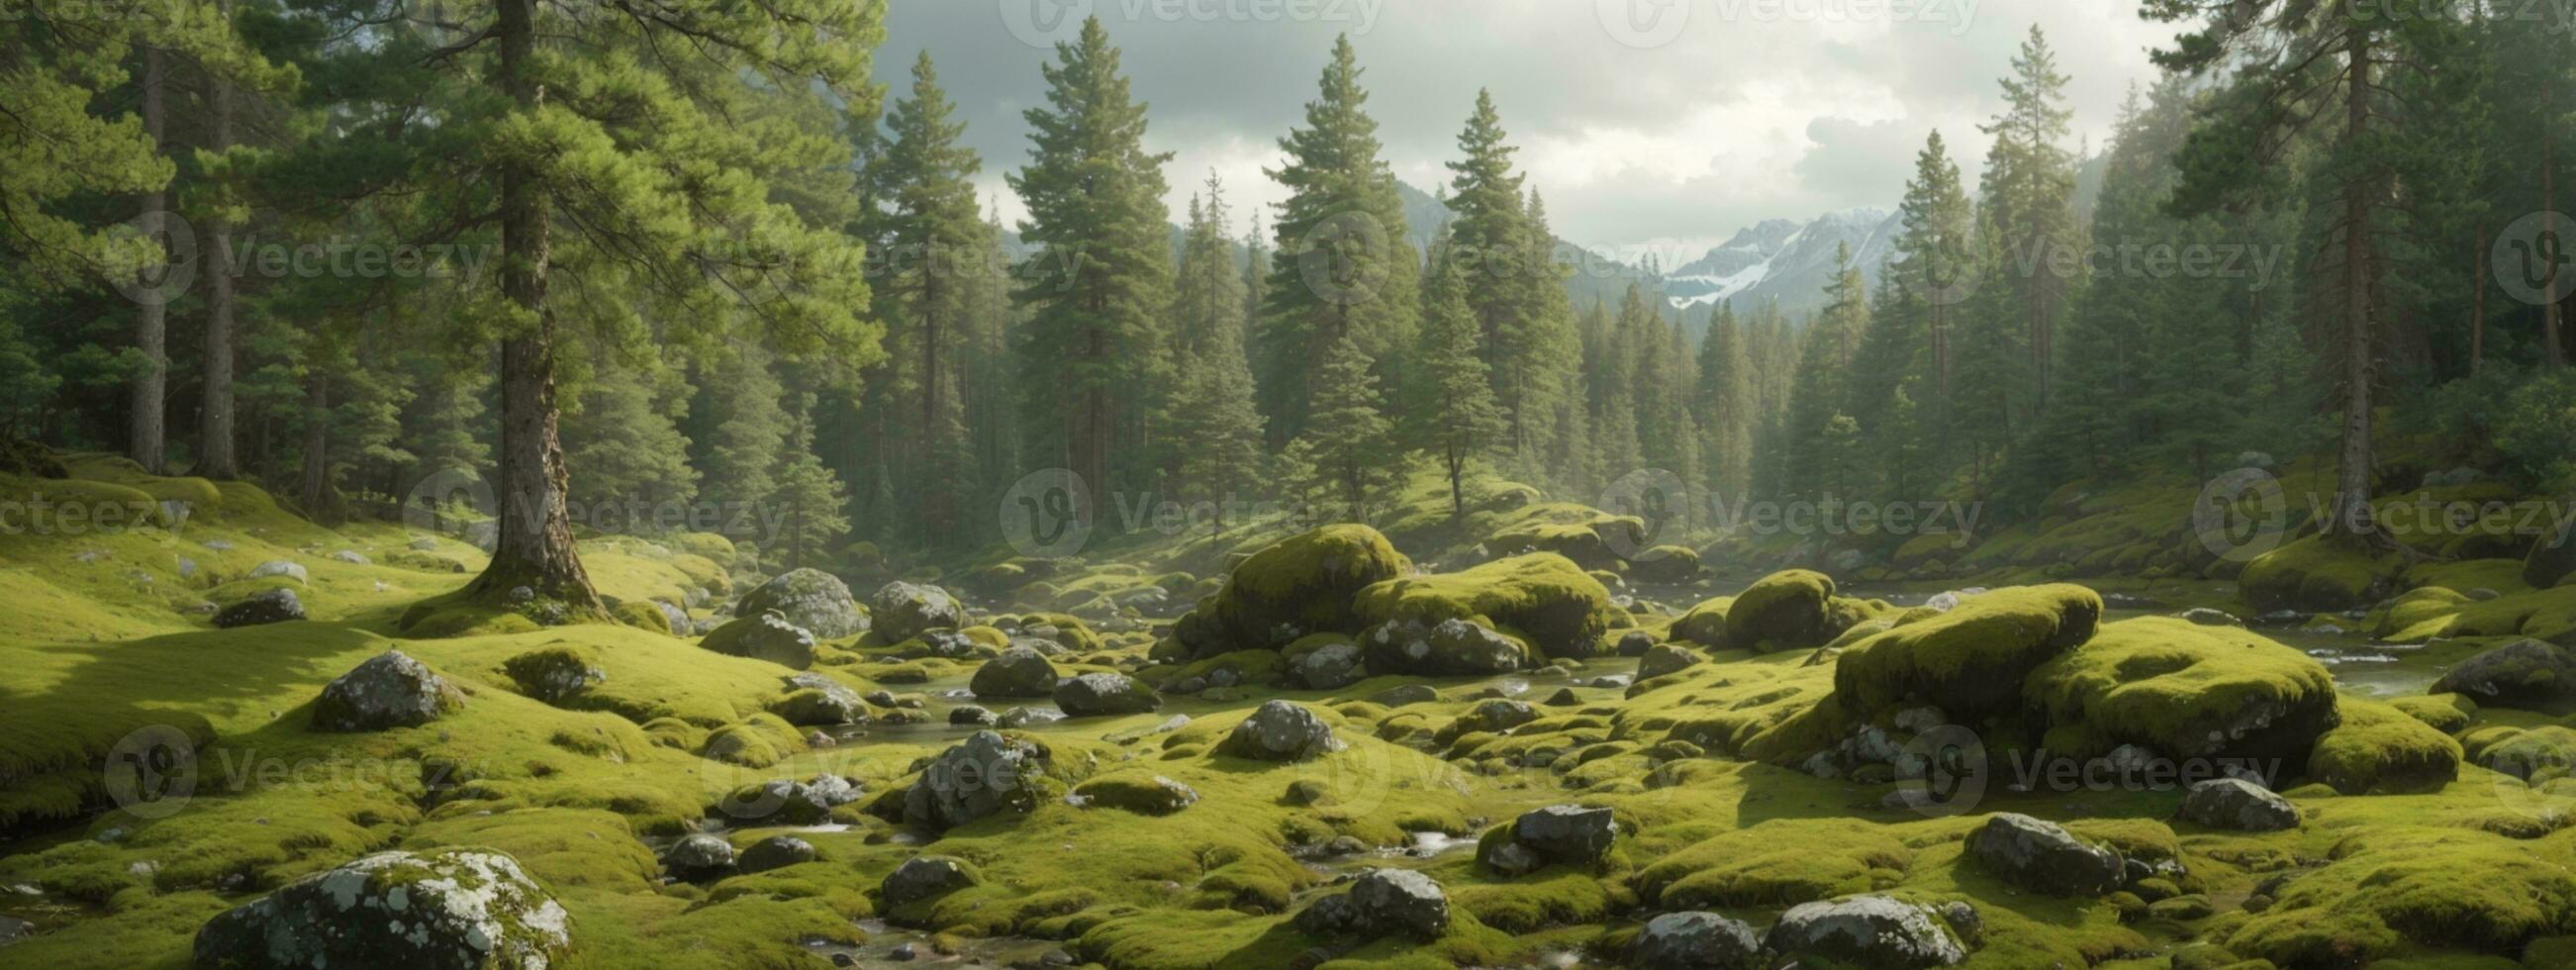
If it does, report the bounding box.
[1663,207,1899,319]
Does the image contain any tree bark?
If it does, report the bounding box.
[130,47,168,475]
[200,31,239,480]
[2329,32,2380,544]
[470,0,601,610]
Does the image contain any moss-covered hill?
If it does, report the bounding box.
[5,455,2576,968]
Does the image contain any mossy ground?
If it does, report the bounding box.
[9,456,2576,969]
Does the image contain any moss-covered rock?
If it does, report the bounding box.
[1359,617,1536,676]
[1832,584,2102,723]
[1072,773,1199,815]
[2304,698,2461,794]
[2240,534,2399,613]
[1350,553,1616,659]
[1668,595,1731,647]
[2430,637,2576,711]
[2022,617,2338,764]
[311,649,464,731]
[193,849,570,970]
[2529,520,2576,590]
[503,645,607,705]
[734,568,867,639]
[1176,525,1412,653]
[699,613,818,669]
[2226,827,2576,965]
[1722,569,1888,652]
[869,581,965,642]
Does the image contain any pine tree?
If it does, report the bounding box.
[1406,242,1507,518]
[771,400,851,571]
[1978,25,2080,420]
[1692,302,1757,498]
[1445,91,1559,460]
[1258,35,1421,442]
[1889,131,1974,428]
[878,50,985,540]
[702,347,790,532]
[1009,17,1175,505]
[1295,334,1396,522]
[1781,244,1868,499]
[1165,174,1265,519]
[566,361,698,514]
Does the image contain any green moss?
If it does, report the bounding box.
[1634,818,1910,908]
[2390,693,2478,734]
[1350,553,1618,659]
[1667,596,1732,647]
[2227,827,2576,964]
[2021,617,2337,762]
[2305,699,2462,795]
[2241,534,2399,613]
[1188,524,1412,649]
[1832,584,2103,722]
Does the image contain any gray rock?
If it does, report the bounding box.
[2177,778,2299,831]
[1454,698,1538,734]
[880,855,978,909]
[1289,641,1366,690]
[663,834,735,880]
[700,612,818,670]
[216,588,306,629]
[1292,868,1449,941]
[1616,630,1659,657]
[872,581,966,642]
[772,672,867,726]
[1765,895,1964,968]
[737,835,816,874]
[737,774,863,824]
[409,537,440,551]
[248,560,308,584]
[903,731,1043,830]
[1053,672,1160,718]
[1508,805,1616,868]
[1370,684,1439,707]
[1638,643,1703,681]
[969,646,1059,699]
[2431,637,2576,709]
[949,705,997,727]
[1965,813,2124,898]
[1631,911,1763,970]
[654,601,693,635]
[2179,607,2241,627]
[735,568,868,639]
[330,549,369,565]
[918,630,978,659]
[192,850,570,969]
[1361,618,1529,677]
[1216,700,1344,762]
[311,650,461,731]
[506,648,606,704]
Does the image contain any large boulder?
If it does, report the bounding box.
[1350,553,1617,659]
[1631,911,1764,970]
[1833,584,2102,723]
[1638,643,1703,681]
[700,612,818,670]
[1175,525,1413,654]
[1292,868,1450,941]
[662,833,735,880]
[1216,700,1344,762]
[2430,638,2576,711]
[1964,814,2124,898]
[311,650,461,731]
[192,849,570,970]
[1765,896,1965,968]
[735,568,867,639]
[2304,698,2461,795]
[969,646,1060,700]
[2022,618,2338,765]
[215,588,305,629]
[1359,617,1534,676]
[1724,569,1875,651]
[880,855,979,910]
[871,581,966,642]
[1669,597,1730,647]
[2177,778,2299,831]
[1053,672,1160,718]
[903,731,1044,830]
[2240,534,2397,613]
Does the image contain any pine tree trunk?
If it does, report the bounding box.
[130,47,168,475]
[199,37,239,480]
[472,0,600,610]
[2329,32,2380,543]
[299,377,330,519]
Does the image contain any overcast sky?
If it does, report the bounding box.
[876,0,2181,263]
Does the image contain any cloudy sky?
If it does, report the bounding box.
[874,0,2182,263]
